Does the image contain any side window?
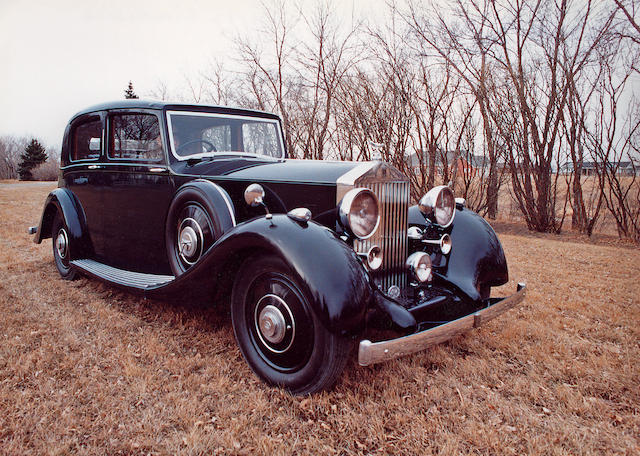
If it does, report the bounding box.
[109,113,163,162]
[71,117,102,161]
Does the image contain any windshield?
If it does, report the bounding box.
[167,111,284,160]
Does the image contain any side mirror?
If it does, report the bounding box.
[244,183,265,207]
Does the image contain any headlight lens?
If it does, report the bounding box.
[339,188,380,239]
[418,185,456,227]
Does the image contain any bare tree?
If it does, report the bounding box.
[235,0,301,156]
[587,43,640,241]
[293,2,362,160]
[401,0,505,218]
[0,136,31,180]
[333,67,413,167]
[486,0,614,232]
[560,60,606,236]
[613,0,640,46]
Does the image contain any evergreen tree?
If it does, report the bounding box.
[18,139,48,181]
[124,81,139,99]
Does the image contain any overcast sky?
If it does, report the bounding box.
[0,0,372,149]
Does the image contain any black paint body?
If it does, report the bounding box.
[34,100,509,337]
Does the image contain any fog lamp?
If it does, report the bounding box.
[440,233,452,255]
[406,252,432,283]
[366,245,383,270]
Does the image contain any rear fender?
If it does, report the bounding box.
[152,214,375,335]
[34,188,93,259]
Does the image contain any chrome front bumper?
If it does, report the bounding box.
[358,283,527,366]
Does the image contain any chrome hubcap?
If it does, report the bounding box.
[179,226,198,257]
[258,305,286,344]
[178,217,204,265]
[55,230,68,259]
[254,294,295,353]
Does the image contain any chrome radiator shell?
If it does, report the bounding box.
[337,162,410,292]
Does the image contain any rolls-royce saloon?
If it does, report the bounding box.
[30,100,526,394]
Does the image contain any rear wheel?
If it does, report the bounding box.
[52,212,77,280]
[231,255,352,395]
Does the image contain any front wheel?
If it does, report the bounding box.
[231,255,352,395]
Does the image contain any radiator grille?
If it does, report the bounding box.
[354,181,409,292]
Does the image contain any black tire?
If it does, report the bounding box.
[52,212,77,280]
[166,187,223,276]
[231,255,352,395]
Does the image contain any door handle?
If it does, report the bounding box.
[87,165,103,170]
[149,167,168,173]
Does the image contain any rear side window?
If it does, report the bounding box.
[71,117,102,161]
[109,113,163,162]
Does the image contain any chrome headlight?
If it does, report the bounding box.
[339,188,380,239]
[418,185,455,227]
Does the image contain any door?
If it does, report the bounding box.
[100,111,175,274]
[63,113,106,258]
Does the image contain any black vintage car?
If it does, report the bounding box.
[30,100,526,394]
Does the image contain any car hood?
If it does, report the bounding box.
[173,157,362,185]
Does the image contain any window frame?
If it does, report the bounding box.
[166,110,285,161]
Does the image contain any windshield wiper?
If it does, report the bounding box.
[186,156,215,166]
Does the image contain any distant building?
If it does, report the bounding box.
[406,149,504,177]
[560,160,638,176]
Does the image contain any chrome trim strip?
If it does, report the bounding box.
[61,162,167,170]
[358,283,527,366]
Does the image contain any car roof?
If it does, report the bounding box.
[71,99,281,121]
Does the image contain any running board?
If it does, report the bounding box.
[71,259,174,290]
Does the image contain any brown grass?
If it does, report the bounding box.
[0,183,638,455]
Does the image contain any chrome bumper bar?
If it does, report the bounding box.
[358,283,527,366]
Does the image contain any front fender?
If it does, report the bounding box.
[34,188,93,259]
[409,205,508,302]
[151,214,375,335]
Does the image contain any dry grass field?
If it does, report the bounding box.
[0,182,638,455]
